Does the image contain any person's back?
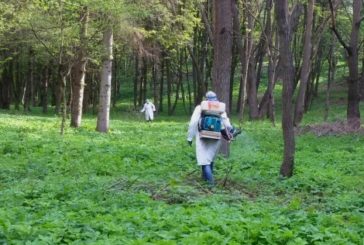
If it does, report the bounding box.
[187,91,232,186]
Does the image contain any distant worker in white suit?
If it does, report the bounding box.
[140,99,156,122]
[187,91,240,186]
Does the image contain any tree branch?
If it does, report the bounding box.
[30,22,57,59]
[328,0,352,55]
[289,3,304,33]
[357,15,364,25]
[199,3,214,45]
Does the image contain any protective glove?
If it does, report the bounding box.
[187,140,192,146]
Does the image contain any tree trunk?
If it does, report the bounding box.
[96,27,113,133]
[112,49,118,108]
[275,0,295,178]
[346,0,362,129]
[259,0,278,124]
[247,56,259,119]
[324,35,336,121]
[23,48,34,112]
[152,55,160,112]
[142,58,147,103]
[159,57,164,112]
[166,58,172,115]
[59,72,67,135]
[236,4,253,122]
[13,53,22,110]
[70,7,89,127]
[329,0,362,129]
[185,49,193,114]
[229,43,238,112]
[41,66,50,113]
[212,0,233,157]
[133,53,139,110]
[138,56,144,107]
[0,62,12,109]
[294,0,315,126]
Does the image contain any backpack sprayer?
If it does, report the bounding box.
[198,100,242,142]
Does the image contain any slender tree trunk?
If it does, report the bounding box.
[96,27,113,133]
[294,0,315,126]
[138,57,144,107]
[179,50,187,114]
[258,0,278,124]
[247,57,259,119]
[166,58,172,115]
[237,5,253,122]
[133,53,139,109]
[41,66,50,113]
[152,54,160,112]
[112,49,118,108]
[92,72,99,115]
[275,0,295,177]
[55,70,62,114]
[30,53,36,107]
[83,70,91,113]
[24,48,34,112]
[188,46,204,105]
[159,57,164,112]
[142,58,147,103]
[59,72,67,135]
[0,62,12,109]
[229,43,238,112]
[185,49,192,114]
[70,7,89,127]
[324,36,336,121]
[212,0,233,156]
[13,53,22,110]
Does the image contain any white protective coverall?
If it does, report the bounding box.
[140,102,156,121]
[187,104,232,166]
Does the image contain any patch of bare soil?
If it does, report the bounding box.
[296,121,364,136]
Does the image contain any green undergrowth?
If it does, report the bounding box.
[0,111,363,244]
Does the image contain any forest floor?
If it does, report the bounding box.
[0,93,364,244]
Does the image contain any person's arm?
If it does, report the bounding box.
[140,104,146,113]
[221,112,232,129]
[151,103,156,111]
[187,105,201,142]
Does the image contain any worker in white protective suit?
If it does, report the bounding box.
[187,91,233,186]
[140,99,156,122]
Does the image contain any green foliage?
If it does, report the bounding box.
[0,108,363,244]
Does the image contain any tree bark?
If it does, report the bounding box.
[236,3,253,122]
[133,53,139,110]
[329,0,362,129]
[23,48,34,112]
[275,0,295,177]
[346,0,362,129]
[159,56,164,112]
[166,58,172,115]
[212,0,233,156]
[41,66,50,113]
[247,56,259,119]
[294,0,315,126]
[258,0,278,124]
[70,7,89,127]
[152,54,160,112]
[185,48,193,114]
[0,62,12,109]
[96,27,113,133]
[324,35,336,121]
